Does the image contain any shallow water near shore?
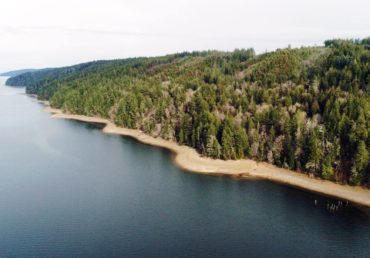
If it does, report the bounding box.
[0,77,369,257]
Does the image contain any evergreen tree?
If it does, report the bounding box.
[350,141,369,185]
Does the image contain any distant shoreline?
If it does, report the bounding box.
[40,102,370,208]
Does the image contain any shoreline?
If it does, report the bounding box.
[42,105,370,208]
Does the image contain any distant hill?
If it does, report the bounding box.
[1,69,39,77]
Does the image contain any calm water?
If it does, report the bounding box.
[0,77,369,258]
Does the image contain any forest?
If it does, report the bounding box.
[7,38,369,187]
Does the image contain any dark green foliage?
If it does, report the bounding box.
[245,48,304,86]
[7,39,370,187]
[115,94,138,128]
[320,39,369,91]
[220,116,249,160]
[350,140,369,185]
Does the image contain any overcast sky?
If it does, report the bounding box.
[0,0,369,72]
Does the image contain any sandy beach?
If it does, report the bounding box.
[42,105,370,208]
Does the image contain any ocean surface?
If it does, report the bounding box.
[0,77,369,257]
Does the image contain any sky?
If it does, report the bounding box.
[0,0,369,72]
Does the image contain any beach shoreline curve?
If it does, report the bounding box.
[41,104,370,208]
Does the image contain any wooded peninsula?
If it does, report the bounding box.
[7,38,369,188]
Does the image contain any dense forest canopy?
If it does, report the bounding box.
[7,38,369,187]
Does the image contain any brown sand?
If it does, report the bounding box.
[42,106,370,208]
